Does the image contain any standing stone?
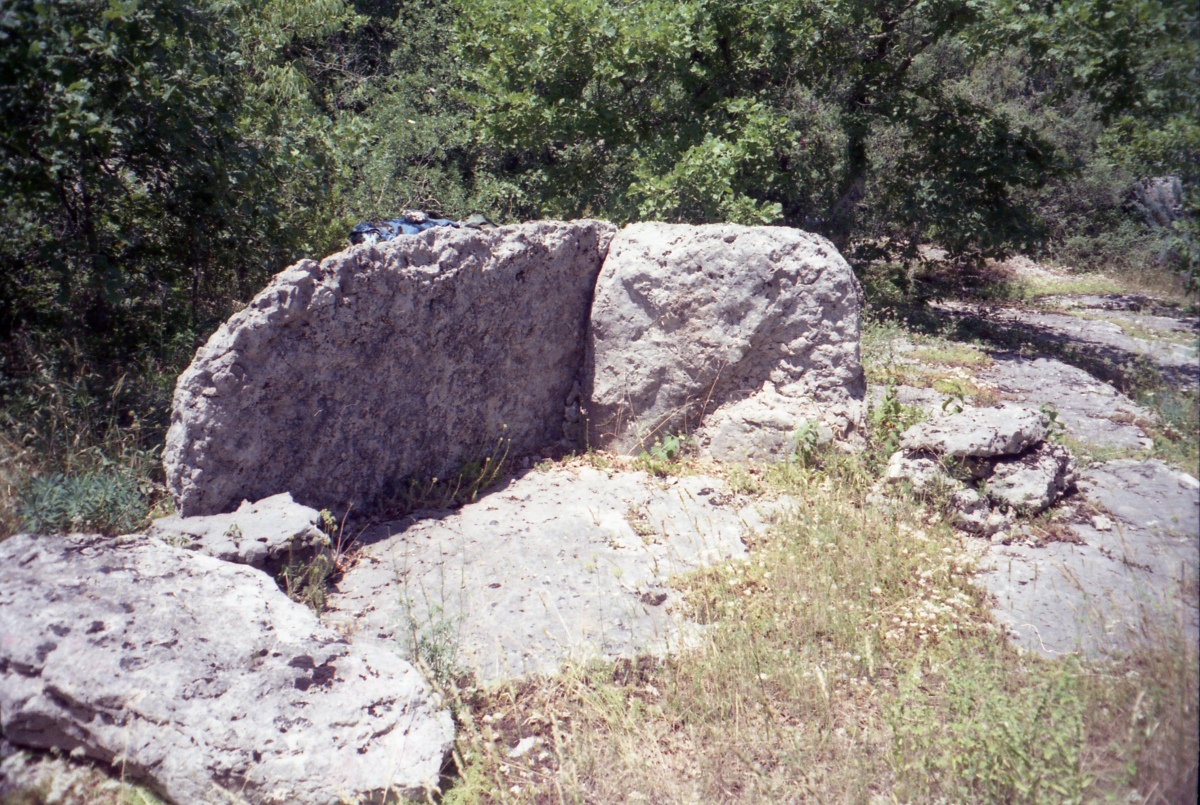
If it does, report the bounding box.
[0,533,453,805]
[585,223,865,457]
[164,221,616,516]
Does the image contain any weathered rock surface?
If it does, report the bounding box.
[948,488,1013,536]
[980,355,1153,451]
[937,300,1200,390]
[899,405,1047,458]
[977,459,1199,656]
[327,465,781,682]
[695,382,834,463]
[986,443,1077,515]
[165,220,616,516]
[0,533,453,804]
[146,492,326,571]
[585,223,865,457]
[884,450,955,494]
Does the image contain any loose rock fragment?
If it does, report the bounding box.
[146,492,327,571]
[899,405,1047,458]
[986,443,1077,514]
[884,450,958,494]
[948,488,1013,536]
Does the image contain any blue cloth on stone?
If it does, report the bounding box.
[348,215,459,245]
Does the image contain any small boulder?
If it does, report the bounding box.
[146,492,327,571]
[985,443,1076,514]
[884,450,958,494]
[948,488,1013,536]
[899,405,1047,458]
[0,533,453,805]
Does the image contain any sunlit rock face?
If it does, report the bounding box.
[0,532,453,804]
[165,220,616,516]
[586,222,865,458]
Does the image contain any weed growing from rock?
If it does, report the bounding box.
[632,433,690,476]
[281,552,335,615]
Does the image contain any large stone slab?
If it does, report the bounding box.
[0,533,453,804]
[327,465,780,682]
[165,221,616,516]
[585,223,865,457]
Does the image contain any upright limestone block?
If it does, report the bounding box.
[585,223,865,458]
[165,221,616,516]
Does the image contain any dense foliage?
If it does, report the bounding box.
[0,0,1195,528]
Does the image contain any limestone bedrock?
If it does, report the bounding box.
[0,533,452,805]
[585,222,865,457]
[327,465,785,682]
[979,459,1199,656]
[165,220,616,516]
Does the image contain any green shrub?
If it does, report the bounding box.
[401,605,463,686]
[633,433,690,476]
[18,469,149,535]
[870,385,924,458]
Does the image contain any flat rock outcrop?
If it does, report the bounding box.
[585,223,865,457]
[978,459,1199,656]
[980,355,1153,451]
[146,492,326,572]
[0,533,453,804]
[936,300,1200,390]
[327,465,783,681]
[165,221,616,516]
